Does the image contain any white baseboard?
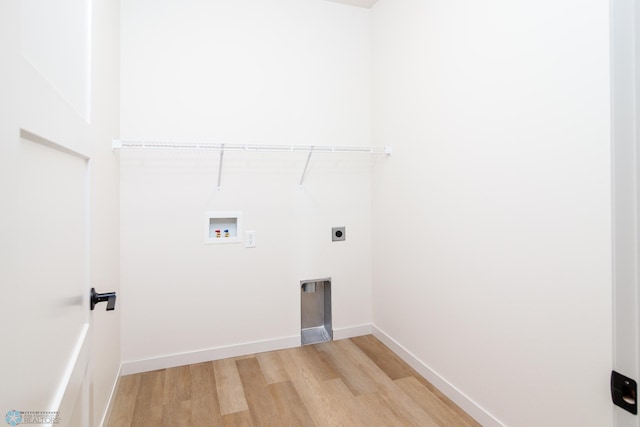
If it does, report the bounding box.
[121,335,299,375]
[371,325,504,427]
[120,324,372,376]
[333,323,372,340]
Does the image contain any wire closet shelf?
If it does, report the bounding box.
[112,139,392,189]
[112,139,392,154]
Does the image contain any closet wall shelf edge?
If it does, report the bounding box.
[112,139,392,189]
[112,139,392,155]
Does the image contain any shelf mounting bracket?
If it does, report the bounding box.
[217,144,224,191]
[299,147,314,187]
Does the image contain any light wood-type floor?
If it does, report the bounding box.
[107,335,481,426]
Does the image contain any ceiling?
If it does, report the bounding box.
[323,0,378,8]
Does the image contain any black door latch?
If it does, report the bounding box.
[612,370,637,414]
[90,287,116,311]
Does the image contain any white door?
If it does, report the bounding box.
[0,1,95,425]
[612,0,640,426]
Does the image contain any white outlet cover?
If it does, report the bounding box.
[245,230,256,248]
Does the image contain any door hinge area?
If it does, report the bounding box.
[612,370,638,415]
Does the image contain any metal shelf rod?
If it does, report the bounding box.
[112,139,392,155]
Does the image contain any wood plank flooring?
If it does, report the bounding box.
[107,335,481,427]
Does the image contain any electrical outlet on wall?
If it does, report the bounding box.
[245,230,256,248]
[332,227,345,242]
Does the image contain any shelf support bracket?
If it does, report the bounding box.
[217,144,224,191]
[299,147,314,187]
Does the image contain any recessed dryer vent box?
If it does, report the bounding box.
[205,211,242,244]
[301,278,332,345]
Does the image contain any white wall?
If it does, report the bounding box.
[121,0,370,145]
[120,0,372,369]
[371,1,612,426]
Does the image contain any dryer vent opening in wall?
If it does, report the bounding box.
[301,279,332,345]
